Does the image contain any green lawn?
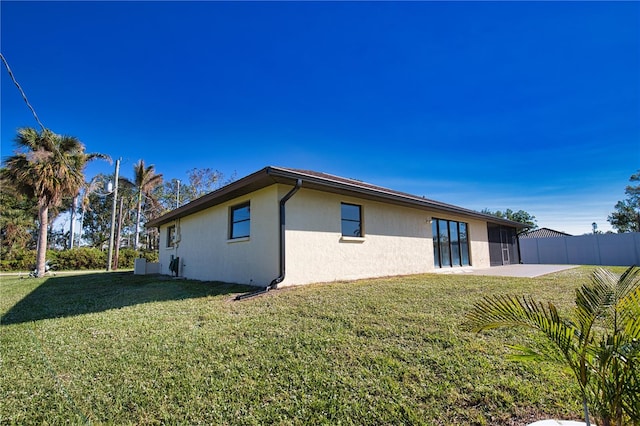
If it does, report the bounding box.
[1,267,616,425]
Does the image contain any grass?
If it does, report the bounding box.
[1,266,623,425]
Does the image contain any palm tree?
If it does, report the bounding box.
[466,267,640,426]
[1,127,107,276]
[77,176,104,247]
[132,159,163,250]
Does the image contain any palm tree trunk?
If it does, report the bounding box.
[135,192,142,250]
[36,203,49,277]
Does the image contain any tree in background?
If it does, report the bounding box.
[1,128,106,276]
[80,174,137,251]
[77,178,98,246]
[186,167,236,199]
[141,191,165,250]
[133,160,163,249]
[481,208,538,230]
[77,176,109,247]
[0,182,37,259]
[155,179,182,213]
[113,178,136,268]
[71,179,104,247]
[156,168,237,213]
[608,170,640,233]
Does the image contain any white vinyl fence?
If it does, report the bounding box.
[519,232,640,266]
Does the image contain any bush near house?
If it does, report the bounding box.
[0,248,159,271]
[51,247,106,270]
[0,249,36,271]
[116,248,158,268]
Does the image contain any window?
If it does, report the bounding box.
[432,218,470,267]
[230,202,250,239]
[341,203,362,237]
[166,225,175,248]
[460,223,470,266]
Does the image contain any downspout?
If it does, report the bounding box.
[269,178,303,290]
[235,179,302,300]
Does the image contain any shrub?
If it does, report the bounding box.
[114,249,158,269]
[0,249,36,271]
[140,250,158,263]
[0,248,159,271]
[116,248,138,269]
[52,248,106,270]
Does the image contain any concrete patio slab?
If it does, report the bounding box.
[434,264,579,278]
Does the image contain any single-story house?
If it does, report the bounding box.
[146,166,527,289]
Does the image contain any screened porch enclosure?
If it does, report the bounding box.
[487,224,520,266]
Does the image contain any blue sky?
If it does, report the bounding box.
[2,1,638,235]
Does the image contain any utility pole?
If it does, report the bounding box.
[176,179,181,209]
[69,195,78,249]
[114,195,125,270]
[107,158,120,271]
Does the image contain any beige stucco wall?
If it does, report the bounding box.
[157,185,280,285]
[156,183,493,287]
[467,219,490,268]
[279,187,491,287]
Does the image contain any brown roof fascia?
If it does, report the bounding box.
[147,166,528,229]
[146,167,276,228]
[266,167,527,228]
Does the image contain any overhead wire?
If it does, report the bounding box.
[1,52,89,181]
[1,52,46,132]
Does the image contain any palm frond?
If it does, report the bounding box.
[619,287,640,339]
[505,344,543,362]
[616,266,640,299]
[621,337,640,422]
[467,295,578,356]
[467,267,640,425]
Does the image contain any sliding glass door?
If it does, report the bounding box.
[432,218,470,268]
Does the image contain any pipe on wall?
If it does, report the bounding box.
[235,179,303,300]
[269,178,303,289]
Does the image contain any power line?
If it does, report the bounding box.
[1,52,90,182]
[0,52,46,132]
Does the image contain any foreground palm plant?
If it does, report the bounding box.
[466,266,640,426]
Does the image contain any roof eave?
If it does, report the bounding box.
[146,167,275,228]
[147,166,529,230]
[265,167,529,229]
